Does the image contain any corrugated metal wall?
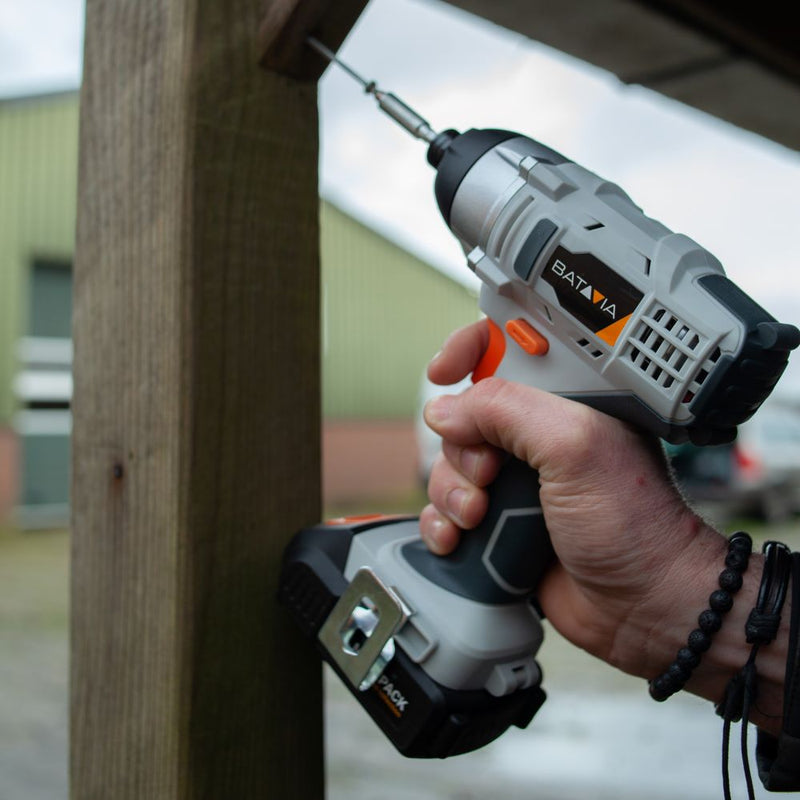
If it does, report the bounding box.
[321,203,477,418]
[0,91,478,425]
[0,92,79,422]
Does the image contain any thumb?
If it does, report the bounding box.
[424,377,617,478]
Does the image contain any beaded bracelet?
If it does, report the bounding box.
[648,531,753,702]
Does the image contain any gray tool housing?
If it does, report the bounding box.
[436,130,797,445]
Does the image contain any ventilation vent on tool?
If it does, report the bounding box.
[576,337,604,359]
[681,346,722,405]
[584,221,604,231]
[625,307,703,393]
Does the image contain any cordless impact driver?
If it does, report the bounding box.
[278,39,800,758]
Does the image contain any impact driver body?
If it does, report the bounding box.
[279,45,800,758]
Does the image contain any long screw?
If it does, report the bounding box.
[307,37,438,144]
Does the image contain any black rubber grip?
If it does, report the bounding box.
[403,458,555,604]
[688,274,800,444]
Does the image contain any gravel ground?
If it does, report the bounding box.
[2,518,798,800]
[326,633,760,800]
[0,529,69,800]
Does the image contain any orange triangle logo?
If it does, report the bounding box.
[596,313,633,346]
[593,290,605,304]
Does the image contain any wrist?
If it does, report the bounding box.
[604,509,725,679]
[613,520,789,735]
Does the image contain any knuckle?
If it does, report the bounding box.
[543,401,606,462]
[469,380,609,466]
[465,378,532,452]
[428,451,449,488]
[427,453,461,507]
[466,378,514,427]
[467,376,507,406]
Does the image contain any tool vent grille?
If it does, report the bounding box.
[575,337,605,360]
[627,307,718,401]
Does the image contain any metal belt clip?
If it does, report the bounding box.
[319,567,409,691]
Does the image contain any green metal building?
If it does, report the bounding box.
[0,91,477,525]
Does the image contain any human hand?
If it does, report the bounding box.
[419,319,728,680]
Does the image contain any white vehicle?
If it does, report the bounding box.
[668,397,800,522]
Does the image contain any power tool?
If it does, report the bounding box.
[278,39,800,758]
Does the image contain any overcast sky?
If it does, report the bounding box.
[3,0,799,387]
[322,2,800,301]
[321,0,800,389]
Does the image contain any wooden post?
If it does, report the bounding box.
[70,1,363,796]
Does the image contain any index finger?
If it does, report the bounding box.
[427,319,490,386]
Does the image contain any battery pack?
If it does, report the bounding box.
[278,517,546,758]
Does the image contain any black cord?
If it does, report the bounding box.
[740,652,758,800]
[718,540,792,800]
[756,551,800,790]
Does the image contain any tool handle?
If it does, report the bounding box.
[403,457,555,604]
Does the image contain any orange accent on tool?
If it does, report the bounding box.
[325,513,395,526]
[593,289,605,304]
[472,319,507,382]
[505,319,549,356]
[596,313,633,346]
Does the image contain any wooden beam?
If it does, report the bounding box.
[633,0,800,85]
[440,0,800,151]
[258,0,370,81]
[71,1,328,797]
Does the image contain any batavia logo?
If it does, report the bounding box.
[541,246,644,347]
[549,259,617,319]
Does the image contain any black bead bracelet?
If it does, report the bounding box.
[649,531,753,702]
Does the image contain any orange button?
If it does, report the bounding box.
[472,319,507,383]
[505,319,549,356]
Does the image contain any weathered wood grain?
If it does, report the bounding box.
[258,0,370,80]
[71,1,325,797]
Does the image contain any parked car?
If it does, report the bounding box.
[666,398,800,523]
